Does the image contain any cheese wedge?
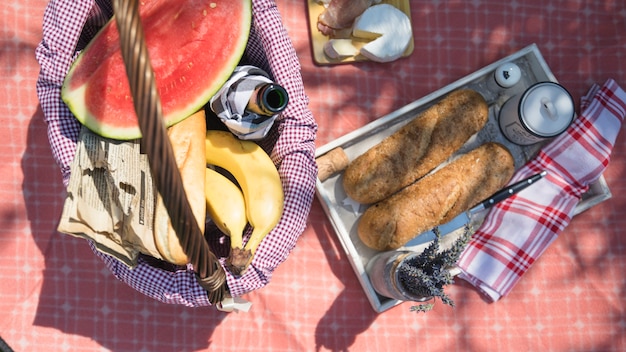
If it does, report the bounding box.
[324,39,359,59]
[352,4,412,63]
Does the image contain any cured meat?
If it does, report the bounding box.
[317,0,379,36]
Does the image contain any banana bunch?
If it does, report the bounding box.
[204,130,284,276]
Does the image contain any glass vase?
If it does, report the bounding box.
[365,250,433,302]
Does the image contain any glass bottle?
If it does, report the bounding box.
[246,83,289,116]
[366,250,433,302]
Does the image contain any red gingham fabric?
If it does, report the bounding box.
[35,0,317,307]
[457,79,626,302]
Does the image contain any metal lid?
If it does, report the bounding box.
[519,82,575,137]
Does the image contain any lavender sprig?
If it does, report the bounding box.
[397,225,472,312]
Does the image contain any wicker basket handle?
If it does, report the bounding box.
[111,0,228,304]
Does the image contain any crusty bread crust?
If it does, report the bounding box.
[343,89,489,204]
[153,110,207,265]
[357,142,515,251]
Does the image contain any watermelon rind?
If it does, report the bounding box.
[62,0,252,140]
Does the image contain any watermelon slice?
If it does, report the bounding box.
[62,0,252,140]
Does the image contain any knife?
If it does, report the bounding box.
[467,170,548,216]
[405,170,547,247]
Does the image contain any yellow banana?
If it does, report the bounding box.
[204,167,247,247]
[205,130,284,275]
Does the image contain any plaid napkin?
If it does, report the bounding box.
[210,65,278,140]
[457,78,626,302]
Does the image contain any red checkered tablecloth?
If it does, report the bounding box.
[1,0,625,351]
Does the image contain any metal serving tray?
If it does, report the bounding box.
[314,44,612,313]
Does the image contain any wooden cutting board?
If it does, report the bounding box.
[307,0,414,65]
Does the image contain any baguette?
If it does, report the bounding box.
[357,142,514,251]
[343,89,488,204]
[153,110,207,265]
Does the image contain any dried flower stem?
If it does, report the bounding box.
[398,225,472,312]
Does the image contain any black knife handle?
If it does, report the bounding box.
[481,170,547,209]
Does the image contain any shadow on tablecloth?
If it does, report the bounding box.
[308,198,378,351]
